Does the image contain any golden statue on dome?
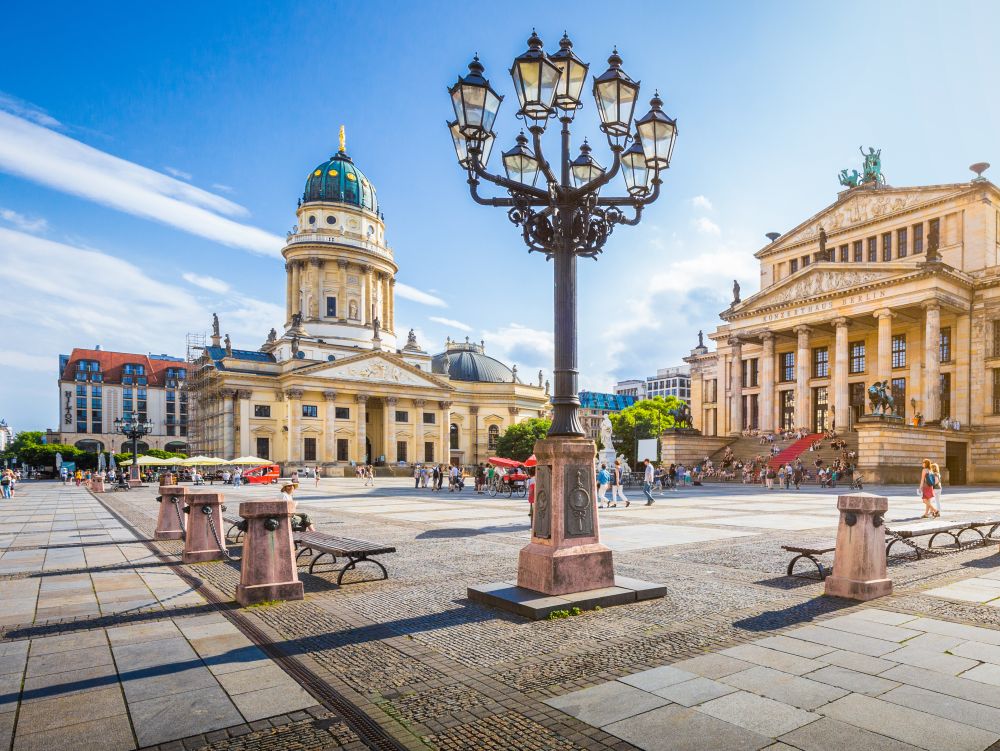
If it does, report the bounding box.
[339,125,346,153]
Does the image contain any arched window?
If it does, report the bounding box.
[488,424,500,450]
[164,441,188,454]
[450,423,459,451]
[75,439,104,453]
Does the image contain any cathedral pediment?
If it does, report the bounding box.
[293,351,450,390]
[732,265,907,315]
[757,184,969,256]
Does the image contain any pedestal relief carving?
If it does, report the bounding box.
[563,465,594,537]
[533,466,551,539]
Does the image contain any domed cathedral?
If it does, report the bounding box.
[187,130,549,473]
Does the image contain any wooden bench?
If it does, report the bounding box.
[782,543,835,579]
[293,531,396,584]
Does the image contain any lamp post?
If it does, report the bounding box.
[448,31,677,598]
[115,416,153,484]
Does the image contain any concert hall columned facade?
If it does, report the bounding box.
[685,170,1000,483]
[186,142,547,473]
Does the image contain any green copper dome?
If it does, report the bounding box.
[303,150,379,215]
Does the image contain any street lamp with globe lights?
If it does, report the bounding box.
[448,31,677,601]
[114,416,153,483]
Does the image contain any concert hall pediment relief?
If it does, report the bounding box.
[738,267,902,312]
[760,186,965,253]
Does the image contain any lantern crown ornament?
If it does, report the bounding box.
[509,29,562,123]
[449,55,503,140]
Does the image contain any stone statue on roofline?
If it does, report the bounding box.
[212,313,220,338]
[224,334,232,357]
[267,328,277,343]
[732,279,741,305]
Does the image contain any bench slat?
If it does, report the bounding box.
[294,531,396,556]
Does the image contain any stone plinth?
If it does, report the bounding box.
[825,493,892,601]
[659,432,731,467]
[182,492,227,564]
[855,420,959,484]
[516,436,614,595]
[235,499,304,606]
[155,486,188,540]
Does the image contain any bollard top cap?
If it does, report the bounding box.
[238,499,296,517]
[837,493,888,512]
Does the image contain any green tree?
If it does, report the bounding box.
[495,418,551,462]
[609,396,682,466]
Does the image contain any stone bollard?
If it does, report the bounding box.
[825,493,892,601]
[155,486,188,540]
[235,500,304,606]
[91,477,105,493]
[182,492,228,564]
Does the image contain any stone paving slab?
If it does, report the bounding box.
[603,703,772,751]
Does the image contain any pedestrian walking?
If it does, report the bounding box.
[919,459,938,518]
[413,465,421,488]
[642,458,655,505]
[610,459,630,507]
[597,463,611,508]
[930,462,943,515]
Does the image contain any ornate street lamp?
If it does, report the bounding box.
[447,32,676,438]
[448,32,677,603]
[114,415,153,484]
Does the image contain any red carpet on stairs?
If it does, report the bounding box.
[768,433,824,469]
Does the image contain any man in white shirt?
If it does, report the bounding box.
[642,459,655,505]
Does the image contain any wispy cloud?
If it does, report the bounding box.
[691,195,713,210]
[0,110,284,257]
[182,272,231,294]
[0,351,52,372]
[0,91,61,129]
[481,322,553,379]
[212,183,234,194]
[395,283,447,308]
[428,316,472,332]
[164,166,192,181]
[0,208,47,233]
[694,217,721,235]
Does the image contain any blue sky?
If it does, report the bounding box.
[1,1,998,431]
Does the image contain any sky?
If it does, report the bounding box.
[1,1,998,431]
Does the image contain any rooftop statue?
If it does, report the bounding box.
[839,146,885,188]
[732,279,741,305]
[212,313,220,338]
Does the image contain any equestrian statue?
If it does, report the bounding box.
[669,403,693,429]
[867,380,896,416]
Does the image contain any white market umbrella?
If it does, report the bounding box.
[179,455,228,466]
[109,453,117,470]
[55,452,63,469]
[228,456,270,465]
[98,453,106,472]
[119,455,175,467]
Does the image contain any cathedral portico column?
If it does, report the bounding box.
[220,388,236,459]
[284,262,293,322]
[923,301,941,423]
[716,350,728,438]
[386,397,398,463]
[355,394,369,463]
[875,308,894,384]
[323,391,337,462]
[760,333,775,432]
[337,259,348,321]
[439,400,452,464]
[793,325,811,429]
[388,278,395,333]
[833,318,849,430]
[286,389,303,463]
[290,262,302,318]
[237,389,252,457]
[728,337,743,434]
[309,258,323,320]
[956,314,971,425]
[361,265,373,324]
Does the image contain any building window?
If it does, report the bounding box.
[882,233,892,261]
[396,440,407,462]
[394,410,409,423]
[853,240,863,262]
[337,438,349,461]
[488,424,500,450]
[254,405,271,417]
[940,327,951,363]
[813,347,829,378]
[302,405,318,418]
[780,352,795,382]
[450,423,459,450]
[423,412,435,424]
[424,441,434,463]
[839,245,849,262]
[849,341,866,374]
[891,378,906,419]
[913,222,924,254]
[256,437,269,459]
[335,406,350,419]
[801,254,810,267]
[891,334,906,369]
[790,258,799,274]
[326,297,337,317]
[941,373,951,420]
[780,390,795,430]
[304,437,316,461]
[867,237,877,262]
[897,227,908,257]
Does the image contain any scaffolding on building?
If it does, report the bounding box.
[183,334,221,456]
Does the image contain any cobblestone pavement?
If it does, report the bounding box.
[8,478,1000,750]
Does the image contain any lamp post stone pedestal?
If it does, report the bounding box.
[517,436,614,594]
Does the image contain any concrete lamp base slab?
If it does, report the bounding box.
[468,576,665,620]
